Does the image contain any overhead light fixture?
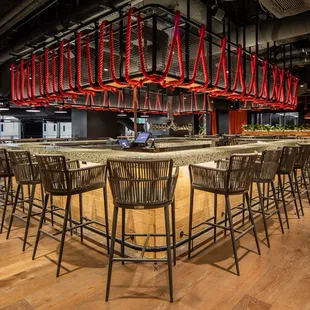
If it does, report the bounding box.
[0,107,9,111]
[117,113,127,117]
[104,68,109,72]
[140,114,149,118]
[26,107,40,113]
[54,107,67,114]
[300,84,304,87]
[212,3,225,22]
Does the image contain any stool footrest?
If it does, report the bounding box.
[53,220,97,235]
[278,197,296,204]
[235,225,254,241]
[39,229,61,242]
[265,209,279,218]
[204,222,231,230]
[141,234,151,258]
[192,216,215,230]
[12,214,27,223]
[82,216,107,227]
[124,233,173,237]
[112,258,167,263]
[47,206,62,213]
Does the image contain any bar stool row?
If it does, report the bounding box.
[0,144,309,303]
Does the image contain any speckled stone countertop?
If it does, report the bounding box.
[3,139,300,167]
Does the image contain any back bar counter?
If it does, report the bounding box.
[2,138,300,257]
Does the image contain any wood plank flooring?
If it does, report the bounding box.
[1,198,310,309]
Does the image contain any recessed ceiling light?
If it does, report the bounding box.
[300,84,304,87]
[0,107,9,111]
[54,110,67,114]
[117,113,127,117]
[140,114,149,118]
[104,68,108,72]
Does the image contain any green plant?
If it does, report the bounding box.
[198,124,206,136]
[242,123,310,132]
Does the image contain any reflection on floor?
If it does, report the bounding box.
[1,197,310,310]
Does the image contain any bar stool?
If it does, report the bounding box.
[32,154,109,277]
[0,148,14,233]
[105,159,179,302]
[251,149,284,248]
[292,144,310,212]
[6,150,45,251]
[276,146,299,229]
[188,153,260,276]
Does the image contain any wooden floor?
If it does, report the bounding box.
[1,197,310,310]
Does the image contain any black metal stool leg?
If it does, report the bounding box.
[188,188,194,258]
[106,205,119,302]
[40,184,45,222]
[245,192,261,255]
[21,184,25,212]
[271,181,284,234]
[171,200,177,266]
[22,184,36,251]
[249,182,253,223]
[293,169,304,216]
[68,203,73,236]
[0,176,12,233]
[56,195,72,277]
[214,193,217,242]
[257,182,270,248]
[164,206,173,302]
[266,183,270,211]
[79,193,83,242]
[121,208,125,264]
[225,195,240,276]
[3,176,6,199]
[242,194,245,226]
[32,194,49,260]
[103,187,110,255]
[6,183,21,239]
[50,195,54,226]
[224,209,228,237]
[301,168,310,204]
[9,178,14,205]
[288,173,301,218]
[278,174,290,229]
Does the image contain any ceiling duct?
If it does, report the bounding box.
[132,0,225,33]
[0,0,123,65]
[259,0,310,18]
[233,10,310,48]
[0,0,50,35]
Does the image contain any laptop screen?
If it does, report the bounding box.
[117,139,129,147]
[134,132,151,144]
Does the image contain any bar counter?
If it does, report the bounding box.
[3,138,301,257]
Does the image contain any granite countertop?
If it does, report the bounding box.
[3,139,301,167]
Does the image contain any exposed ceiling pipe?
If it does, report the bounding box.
[0,0,124,65]
[137,0,226,34]
[259,0,310,18]
[0,0,50,35]
[236,11,310,48]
